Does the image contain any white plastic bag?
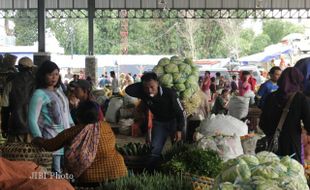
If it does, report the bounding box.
[228,95,250,119]
[243,90,255,105]
[105,97,123,123]
[118,119,134,136]
[197,135,244,161]
[198,114,248,137]
[241,135,261,155]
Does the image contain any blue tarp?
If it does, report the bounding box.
[238,44,292,64]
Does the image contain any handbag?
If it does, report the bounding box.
[255,92,296,153]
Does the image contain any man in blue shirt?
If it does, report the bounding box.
[257,66,282,108]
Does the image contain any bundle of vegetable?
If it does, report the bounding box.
[162,144,223,178]
[92,87,112,98]
[116,142,152,156]
[104,172,192,190]
[153,56,200,115]
[213,151,308,190]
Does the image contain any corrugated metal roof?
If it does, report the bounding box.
[1,0,310,10]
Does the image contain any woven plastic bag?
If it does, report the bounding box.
[228,95,250,119]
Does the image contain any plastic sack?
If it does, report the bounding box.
[198,114,248,137]
[197,135,244,161]
[243,90,255,105]
[118,118,134,127]
[228,95,250,119]
[119,107,135,119]
[105,97,123,123]
[241,134,261,155]
[96,95,108,106]
[123,94,138,108]
[118,119,134,136]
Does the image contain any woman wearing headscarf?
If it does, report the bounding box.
[259,67,310,163]
[32,100,127,185]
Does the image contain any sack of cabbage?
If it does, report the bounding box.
[213,151,308,190]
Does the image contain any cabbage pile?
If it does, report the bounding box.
[153,56,200,115]
[213,152,308,190]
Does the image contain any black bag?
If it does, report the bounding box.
[255,135,272,153]
[255,93,296,153]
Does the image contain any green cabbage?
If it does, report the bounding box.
[251,164,279,179]
[178,64,192,75]
[152,65,164,77]
[174,83,186,92]
[187,75,198,83]
[256,151,280,164]
[191,66,199,76]
[164,64,179,73]
[158,57,170,67]
[170,56,182,63]
[172,73,186,84]
[269,161,287,177]
[181,89,193,99]
[280,156,305,176]
[237,155,259,169]
[220,159,251,183]
[183,58,193,65]
[215,182,235,190]
[222,158,241,171]
[159,74,173,87]
[255,181,282,190]
[278,175,309,190]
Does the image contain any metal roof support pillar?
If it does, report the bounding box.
[85,0,97,85]
[34,0,50,67]
[88,0,95,56]
[38,0,46,52]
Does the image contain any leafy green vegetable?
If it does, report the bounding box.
[104,172,192,190]
[163,144,223,178]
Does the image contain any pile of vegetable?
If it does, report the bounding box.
[213,151,308,190]
[153,56,201,115]
[162,143,223,178]
[116,142,152,156]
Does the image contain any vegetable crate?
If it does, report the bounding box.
[183,173,214,190]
